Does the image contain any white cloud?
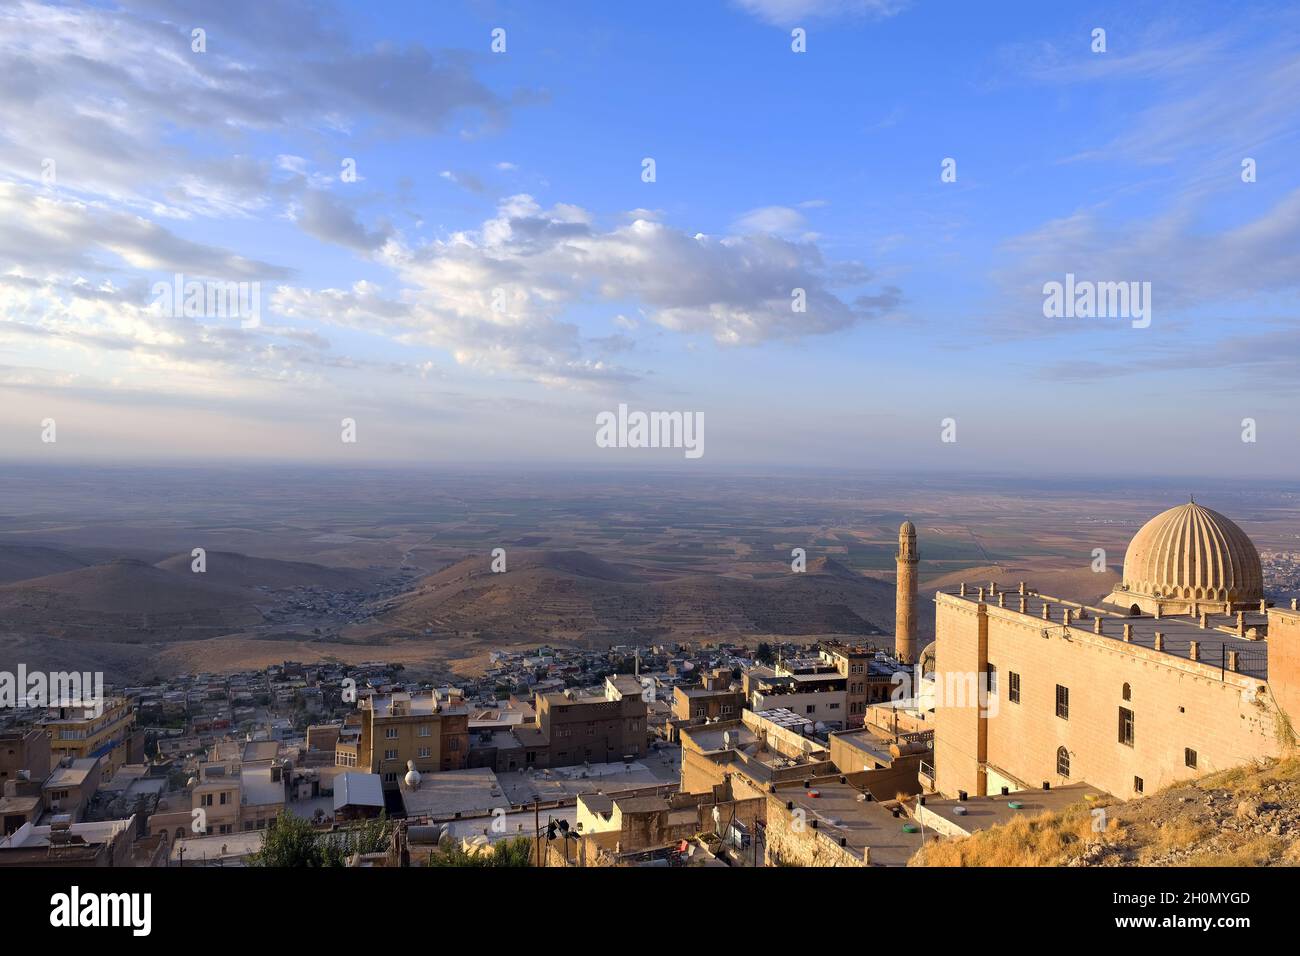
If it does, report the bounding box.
[732,0,908,26]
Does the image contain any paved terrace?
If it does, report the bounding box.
[937,584,1271,681]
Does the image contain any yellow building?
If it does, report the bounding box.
[40,697,136,779]
[351,690,470,790]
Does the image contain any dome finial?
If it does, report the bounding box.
[1189,493,1195,504]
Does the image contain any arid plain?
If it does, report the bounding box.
[2,465,1297,685]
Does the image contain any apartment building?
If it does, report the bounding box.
[352,690,470,790]
[40,697,137,778]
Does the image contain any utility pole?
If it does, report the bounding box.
[533,799,541,867]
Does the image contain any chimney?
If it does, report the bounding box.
[1228,650,1240,673]
[1189,641,1200,662]
[1019,596,1028,614]
[1094,617,1103,635]
[1260,599,1269,613]
[1153,605,1162,620]
[1063,608,1073,626]
[1237,612,1246,637]
[1042,603,1051,621]
[1154,632,1165,651]
[959,582,967,596]
[1199,612,1208,629]
[1019,581,1027,595]
[1123,624,1133,643]
[977,587,985,602]
[998,592,1006,608]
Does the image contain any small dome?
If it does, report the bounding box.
[899,520,916,535]
[404,759,421,788]
[1120,501,1261,607]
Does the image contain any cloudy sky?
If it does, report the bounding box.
[1,0,1298,476]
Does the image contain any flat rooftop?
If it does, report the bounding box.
[400,767,509,819]
[43,758,100,789]
[496,748,681,806]
[365,692,469,717]
[940,587,1270,680]
[0,818,131,849]
[830,728,897,767]
[918,782,1106,837]
[777,780,926,866]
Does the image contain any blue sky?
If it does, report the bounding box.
[1,0,1298,475]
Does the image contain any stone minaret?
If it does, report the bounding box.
[895,520,918,664]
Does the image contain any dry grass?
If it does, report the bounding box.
[913,800,1121,867]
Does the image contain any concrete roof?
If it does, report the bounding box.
[0,817,131,849]
[940,588,1269,680]
[776,781,925,866]
[43,758,99,790]
[398,767,509,819]
[917,782,1106,837]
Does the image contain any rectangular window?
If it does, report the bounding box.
[384,749,397,760]
[419,725,431,737]
[1134,776,1143,794]
[417,747,430,758]
[987,665,997,695]
[1185,748,1197,769]
[1008,672,1021,704]
[385,728,398,739]
[1118,707,1134,747]
[1055,685,1069,720]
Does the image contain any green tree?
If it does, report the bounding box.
[249,811,392,867]
[426,835,534,867]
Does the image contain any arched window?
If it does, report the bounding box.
[1122,683,1132,701]
[175,827,185,840]
[1129,604,1141,616]
[1056,747,1070,778]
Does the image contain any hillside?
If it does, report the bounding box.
[0,543,88,584]
[382,549,896,644]
[912,756,1300,867]
[154,550,379,590]
[0,557,263,641]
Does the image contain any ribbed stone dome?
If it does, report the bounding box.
[1121,501,1262,607]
